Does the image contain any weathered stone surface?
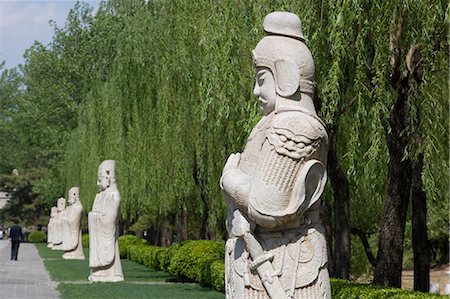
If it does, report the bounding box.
[62,186,85,260]
[88,160,124,282]
[46,206,57,248]
[220,11,331,299]
[51,197,66,250]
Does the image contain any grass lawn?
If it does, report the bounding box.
[35,243,224,299]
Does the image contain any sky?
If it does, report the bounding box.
[0,0,100,69]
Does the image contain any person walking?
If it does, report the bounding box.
[9,220,23,261]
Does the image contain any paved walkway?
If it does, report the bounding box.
[0,240,60,298]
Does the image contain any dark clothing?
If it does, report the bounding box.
[9,225,23,241]
[11,241,20,260]
[9,224,23,260]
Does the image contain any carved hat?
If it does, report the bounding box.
[263,11,305,41]
[68,187,80,202]
[253,12,315,97]
[98,160,116,178]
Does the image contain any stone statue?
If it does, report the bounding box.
[220,12,331,299]
[47,206,57,248]
[88,160,124,282]
[62,187,85,260]
[52,197,66,250]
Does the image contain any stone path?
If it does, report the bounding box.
[0,240,60,298]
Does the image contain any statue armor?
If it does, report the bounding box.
[221,12,331,299]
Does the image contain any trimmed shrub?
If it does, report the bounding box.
[330,279,444,299]
[168,240,225,286]
[28,231,47,243]
[210,260,225,292]
[82,234,89,248]
[160,242,182,272]
[118,234,146,258]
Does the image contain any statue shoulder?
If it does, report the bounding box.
[105,188,121,202]
[267,111,327,160]
[271,110,327,139]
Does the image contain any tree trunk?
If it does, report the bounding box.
[199,192,210,239]
[327,124,351,279]
[411,153,430,292]
[351,228,376,267]
[373,80,412,287]
[192,154,211,240]
[177,204,188,241]
[320,200,334,275]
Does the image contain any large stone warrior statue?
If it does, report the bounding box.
[220,12,331,299]
[52,197,66,250]
[88,160,124,282]
[47,206,57,248]
[62,187,85,259]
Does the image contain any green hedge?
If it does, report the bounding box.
[330,279,443,299]
[28,231,47,243]
[119,235,224,290]
[119,235,444,298]
[168,240,224,286]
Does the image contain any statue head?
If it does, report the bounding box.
[57,197,66,212]
[252,12,315,115]
[50,206,58,217]
[68,187,80,205]
[97,160,116,191]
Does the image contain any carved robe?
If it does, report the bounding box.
[88,186,123,282]
[47,213,55,248]
[221,100,330,298]
[52,209,66,250]
[62,201,85,259]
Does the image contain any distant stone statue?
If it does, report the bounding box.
[62,187,85,260]
[220,12,330,298]
[52,197,66,250]
[47,206,57,248]
[88,160,124,282]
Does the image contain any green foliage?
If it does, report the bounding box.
[82,234,89,248]
[168,240,225,286]
[210,261,225,293]
[119,235,224,291]
[330,278,444,298]
[28,230,47,243]
[0,169,49,225]
[350,235,376,279]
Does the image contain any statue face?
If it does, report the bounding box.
[97,174,109,191]
[253,67,276,115]
[57,198,66,211]
[68,193,76,205]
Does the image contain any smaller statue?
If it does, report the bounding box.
[88,160,124,282]
[52,197,66,250]
[62,187,85,259]
[47,206,57,248]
